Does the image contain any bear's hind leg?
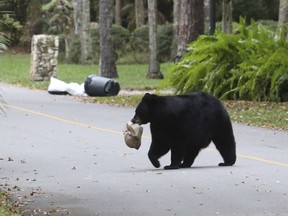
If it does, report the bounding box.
[213,137,236,166]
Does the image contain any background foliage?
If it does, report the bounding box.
[162,19,288,102]
[63,23,173,64]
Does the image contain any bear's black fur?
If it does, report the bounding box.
[131,92,236,169]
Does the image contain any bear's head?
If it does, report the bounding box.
[131,93,158,125]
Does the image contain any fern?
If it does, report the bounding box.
[162,19,288,102]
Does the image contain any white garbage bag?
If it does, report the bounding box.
[48,77,86,96]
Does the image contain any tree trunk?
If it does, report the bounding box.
[176,0,191,59]
[99,0,118,78]
[135,0,145,28]
[115,0,122,25]
[171,0,180,58]
[64,37,71,62]
[191,0,204,40]
[209,0,216,35]
[222,0,233,34]
[72,0,81,36]
[278,0,288,39]
[147,0,163,79]
[80,0,93,64]
[176,0,204,59]
[72,0,92,64]
[173,0,180,37]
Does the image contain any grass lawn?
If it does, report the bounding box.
[0,53,288,132]
[0,192,21,216]
[0,54,171,90]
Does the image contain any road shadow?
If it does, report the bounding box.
[121,165,229,174]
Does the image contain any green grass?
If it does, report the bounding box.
[0,53,288,131]
[0,192,21,216]
[0,54,172,90]
[0,54,30,84]
[225,101,288,130]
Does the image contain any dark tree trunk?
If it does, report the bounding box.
[99,0,118,78]
[176,0,204,59]
[209,0,216,35]
[191,0,204,41]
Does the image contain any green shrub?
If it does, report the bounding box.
[67,37,81,64]
[65,25,130,64]
[90,24,130,62]
[162,18,288,102]
[129,25,149,63]
[130,24,173,63]
[158,24,173,62]
[65,24,173,64]
[112,24,131,55]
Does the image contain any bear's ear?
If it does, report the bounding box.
[143,93,158,104]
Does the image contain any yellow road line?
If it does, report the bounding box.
[8,104,123,135]
[237,153,288,167]
[8,104,288,167]
[207,148,288,167]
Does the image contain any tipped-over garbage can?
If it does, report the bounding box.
[84,75,120,96]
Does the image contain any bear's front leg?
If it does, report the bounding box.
[148,151,161,168]
[148,141,170,168]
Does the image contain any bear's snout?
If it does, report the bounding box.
[131,115,142,125]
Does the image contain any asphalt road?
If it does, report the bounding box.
[0,82,288,216]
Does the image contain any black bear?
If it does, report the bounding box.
[131,92,236,169]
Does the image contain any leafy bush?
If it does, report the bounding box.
[65,24,173,64]
[65,24,130,64]
[162,19,288,102]
[129,25,149,63]
[158,24,173,62]
[67,37,81,64]
[90,24,130,62]
[0,13,23,45]
[130,24,173,63]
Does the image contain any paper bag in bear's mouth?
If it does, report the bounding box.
[124,122,143,150]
